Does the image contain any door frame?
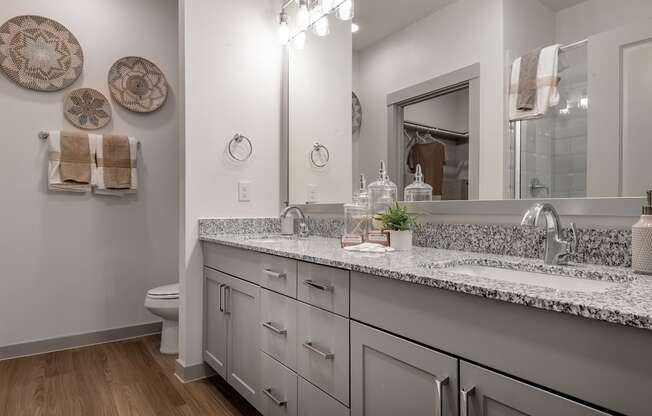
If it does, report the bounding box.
[387,63,480,200]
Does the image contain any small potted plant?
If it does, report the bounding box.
[377,203,415,251]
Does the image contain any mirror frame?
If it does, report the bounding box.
[280,52,645,218]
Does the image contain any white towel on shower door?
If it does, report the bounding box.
[509,44,562,121]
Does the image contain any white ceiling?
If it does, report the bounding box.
[353,0,586,51]
[353,0,457,50]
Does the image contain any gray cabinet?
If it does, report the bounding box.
[350,321,458,416]
[204,267,261,409]
[204,268,229,379]
[459,362,610,416]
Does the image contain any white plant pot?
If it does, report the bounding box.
[389,230,413,251]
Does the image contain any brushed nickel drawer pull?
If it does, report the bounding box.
[461,386,475,416]
[263,269,287,279]
[303,280,333,292]
[435,376,449,416]
[302,341,334,360]
[263,388,287,407]
[262,321,287,335]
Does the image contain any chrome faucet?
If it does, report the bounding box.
[280,206,310,238]
[521,203,577,265]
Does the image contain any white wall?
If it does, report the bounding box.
[355,0,505,200]
[403,89,469,132]
[556,0,652,44]
[179,0,282,368]
[289,17,352,204]
[0,0,179,348]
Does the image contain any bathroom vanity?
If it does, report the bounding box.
[200,234,652,416]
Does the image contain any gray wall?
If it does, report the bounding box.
[0,0,179,348]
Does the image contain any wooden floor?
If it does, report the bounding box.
[0,335,259,416]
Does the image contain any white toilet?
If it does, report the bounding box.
[145,283,179,354]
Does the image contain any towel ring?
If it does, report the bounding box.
[310,142,330,168]
[228,134,253,162]
[38,131,50,140]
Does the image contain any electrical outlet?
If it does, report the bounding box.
[307,184,319,204]
[238,181,251,202]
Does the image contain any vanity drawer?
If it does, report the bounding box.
[298,262,350,317]
[204,243,297,293]
[296,303,350,406]
[298,377,350,416]
[260,288,298,371]
[260,255,298,298]
[260,351,298,416]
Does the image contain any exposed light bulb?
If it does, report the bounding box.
[351,22,359,33]
[314,14,330,37]
[321,0,334,13]
[278,12,290,45]
[337,0,354,20]
[297,0,310,31]
[294,31,306,50]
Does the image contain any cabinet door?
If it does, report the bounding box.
[351,321,458,416]
[204,268,229,379]
[260,351,298,416]
[460,362,610,416]
[225,274,262,408]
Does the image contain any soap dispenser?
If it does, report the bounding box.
[632,190,652,275]
[404,164,433,201]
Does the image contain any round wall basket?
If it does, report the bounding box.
[64,88,112,130]
[0,15,84,92]
[108,56,168,113]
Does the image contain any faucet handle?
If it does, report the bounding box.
[568,222,577,254]
[298,222,310,238]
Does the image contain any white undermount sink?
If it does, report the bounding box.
[446,265,617,293]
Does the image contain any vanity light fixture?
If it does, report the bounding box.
[297,0,310,31]
[337,0,354,20]
[278,10,290,44]
[278,0,353,50]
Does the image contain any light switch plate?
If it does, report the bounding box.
[238,181,251,202]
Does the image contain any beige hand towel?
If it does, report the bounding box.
[47,131,93,193]
[93,135,139,197]
[99,135,131,189]
[517,47,542,111]
[60,132,91,184]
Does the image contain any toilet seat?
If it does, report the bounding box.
[147,283,179,300]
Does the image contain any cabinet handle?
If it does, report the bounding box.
[302,341,334,360]
[218,284,224,313]
[461,386,475,416]
[263,388,287,407]
[262,321,287,335]
[303,280,333,292]
[224,286,231,315]
[435,376,449,416]
[263,269,287,280]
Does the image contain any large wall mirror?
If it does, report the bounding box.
[285,0,652,206]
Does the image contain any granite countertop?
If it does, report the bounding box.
[199,233,652,332]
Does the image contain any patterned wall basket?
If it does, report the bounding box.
[64,88,112,130]
[352,92,362,134]
[108,56,168,113]
[0,15,83,92]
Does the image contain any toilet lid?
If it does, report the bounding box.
[147,283,179,299]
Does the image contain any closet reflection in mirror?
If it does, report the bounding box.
[403,89,470,201]
[286,0,652,204]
